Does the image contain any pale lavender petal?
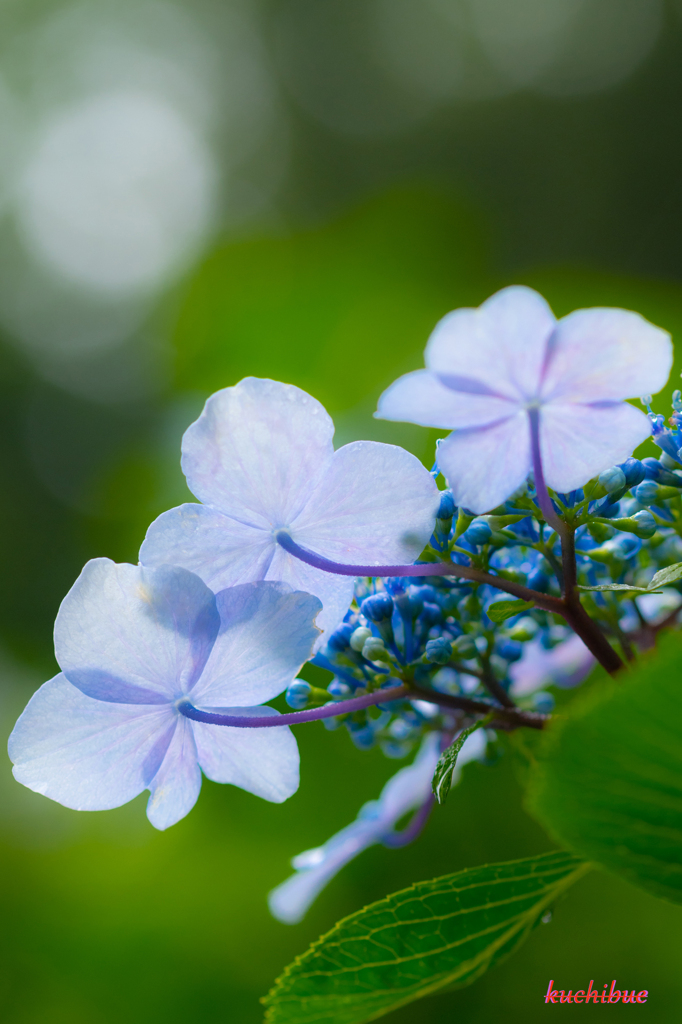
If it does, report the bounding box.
[294,440,441,564]
[425,286,555,402]
[140,504,275,593]
[268,734,441,925]
[436,410,530,514]
[146,715,202,830]
[510,635,594,697]
[192,705,299,802]
[268,818,379,924]
[55,559,219,703]
[8,674,175,811]
[181,378,335,526]
[375,369,517,430]
[191,582,321,706]
[540,307,672,403]
[540,401,653,493]
[264,546,356,645]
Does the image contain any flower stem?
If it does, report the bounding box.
[275,531,563,615]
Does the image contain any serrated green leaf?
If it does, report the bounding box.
[650,561,682,588]
[577,583,658,593]
[486,599,534,623]
[262,852,589,1024]
[527,632,682,904]
[432,716,492,805]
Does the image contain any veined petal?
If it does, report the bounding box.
[55,560,219,703]
[140,504,275,592]
[425,286,555,402]
[181,378,335,526]
[540,401,653,493]
[191,582,321,707]
[192,705,299,803]
[294,440,440,563]
[264,544,356,645]
[8,674,175,811]
[436,411,530,514]
[375,369,517,430]
[540,307,672,403]
[146,715,202,830]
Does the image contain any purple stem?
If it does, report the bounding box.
[177,686,409,728]
[275,531,563,616]
[380,794,435,849]
[527,407,565,536]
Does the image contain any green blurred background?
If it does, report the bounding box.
[0,1,681,1020]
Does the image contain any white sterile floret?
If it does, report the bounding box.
[376,286,672,513]
[140,377,440,644]
[8,559,321,830]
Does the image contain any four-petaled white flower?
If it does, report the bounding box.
[376,286,672,513]
[9,559,321,830]
[140,377,440,642]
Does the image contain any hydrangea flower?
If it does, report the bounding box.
[141,377,440,641]
[509,633,594,697]
[376,286,672,513]
[268,729,487,924]
[8,559,321,830]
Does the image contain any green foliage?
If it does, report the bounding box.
[527,632,682,904]
[263,852,588,1024]
[486,599,534,623]
[432,717,492,805]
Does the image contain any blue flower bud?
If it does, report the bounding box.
[618,458,645,488]
[674,389,682,412]
[437,489,456,519]
[394,591,423,619]
[598,466,626,493]
[633,480,659,506]
[361,593,394,622]
[327,679,351,700]
[497,639,523,662]
[362,636,389,661]
[527,568,550,592]
[384,577,406,596]
[327,623,354,652]
[424,638,453,664]
[380,740,412,759]
[533,691,555,713]
[285,680,311,709]
[641,457,682,487]
[461,520,493,547]
[610,534,641,559]
[349,725,375,750]
[631,509,656,538]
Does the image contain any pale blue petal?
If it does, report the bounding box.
[181,377,335,525]
[376,370,516,430]
[9,674,175,811]
[55,559,219,703]
[268,818,378,924]
[436,411,530,514]
[510,634,594,697]
[146,716,202,830]
[263,547,356,647]
[541,307,672,403]
[192,705,299,802]
[140,504,275,592]
[268,734,440,924]
[540,401,653,493]
[293,440,441,564]
[191,582,321,706]
[425,286,555,402]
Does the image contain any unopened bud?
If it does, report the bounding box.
[598,466,626,494]
[350,626,372,652]
[362,637,390,662]
[424,638,452,664]
[285,680,311,710]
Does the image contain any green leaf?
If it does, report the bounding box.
[577,583,658,593]
[486,599,534,623]
[263,852,589,1024]
[432,716,493,805]
[650,561,682,588]
[527,632,682,904]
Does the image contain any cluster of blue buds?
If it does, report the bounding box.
[284,394,682,765]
